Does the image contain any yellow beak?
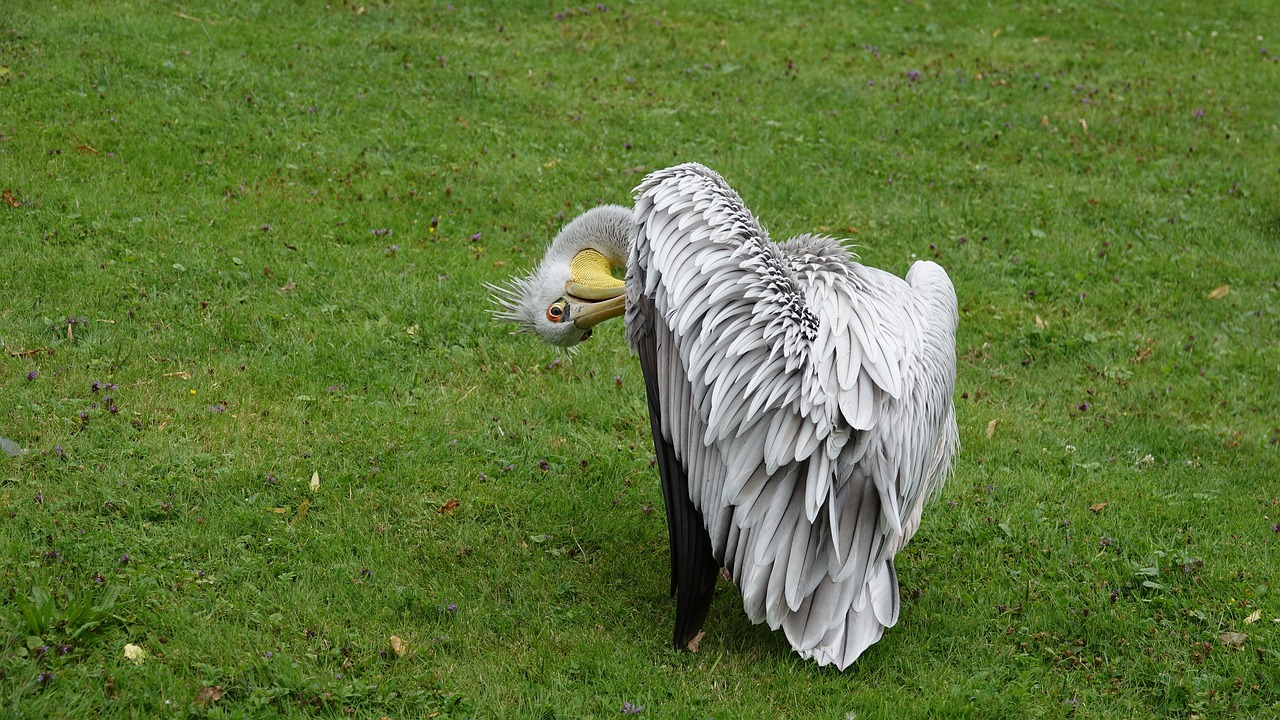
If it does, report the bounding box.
[568,283,626,329]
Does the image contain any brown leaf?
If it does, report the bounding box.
[436,498,461,514]
[277,280,297,295]
[1219,631,1247,648]
[1207,284,1230,300]
[1130,339,1155,364]
[76,143,99,155]
[1,189,19,208]
[389,634,407,657]
[196,686,224,705]
[685,630,705,653]
[986,419,999,439]
[290,499,309,525]
[1089,502,1108,513]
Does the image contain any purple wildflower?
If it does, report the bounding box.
[34,493,43,505]
[1192,108,1204,118]
[906,69,921,82]
[622,701,644,715]
[26,369,38,381]
[54,445,65,459]
[1098,537,1113,548]
[447,603,458,613]
[36,672,53,685]
[260,224,271,232]
[538,459,551,472]
[119,553,131,565]
[469,232,482,241]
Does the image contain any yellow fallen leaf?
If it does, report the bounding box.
[1244,609,1262,625]
[1207,284,1230,300]
[269,507,289,514]
[1078,118,1088,133]
[1089,502,1108,513]
[986,419,999,439]
[291,499,309,526]
[389,634,408,657]
[124,643,147,663]
[310,471,320,492]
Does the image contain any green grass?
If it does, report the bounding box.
[2,1,1278,717]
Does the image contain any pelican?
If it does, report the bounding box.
[490,163,958,669]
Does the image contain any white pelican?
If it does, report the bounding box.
[490,163,958,669]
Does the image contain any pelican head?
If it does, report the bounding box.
[488,205,633,348]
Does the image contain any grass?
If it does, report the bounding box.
[2,0,1278,717]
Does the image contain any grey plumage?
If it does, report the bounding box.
[492,163,958,669]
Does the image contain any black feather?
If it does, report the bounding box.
[633,291,719,650]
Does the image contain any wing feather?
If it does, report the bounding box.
[627,163,958,670]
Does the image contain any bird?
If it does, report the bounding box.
[489,163,958,669]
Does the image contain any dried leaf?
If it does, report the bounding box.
[1219,631,1247,648]
[123,643,147,663]
[1078,117,1088,133]
[7,347,53,358]
[986,419,999,439]
[277,280,297,295]
[1034,315,1046,329]
[196,686,224,705]
[290,499,310,525]
[1088,502,1108,513]
[685,630,705,653]
[1207,284,1230,300]
[164,371,191,380]
[1,189,19,208]
[389,635,408,657]
[1244,609,1262,625]
[405,324,420,336]
[1130,339,1155,364]
[269,507,289,514]
[76,143,99,155]
[436,498,461,514]
[310,472,320,492]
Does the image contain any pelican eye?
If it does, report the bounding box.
[546,300,568,323]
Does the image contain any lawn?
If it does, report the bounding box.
[2,1,1278,717]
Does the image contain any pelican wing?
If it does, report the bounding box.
[626,163,958,668]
